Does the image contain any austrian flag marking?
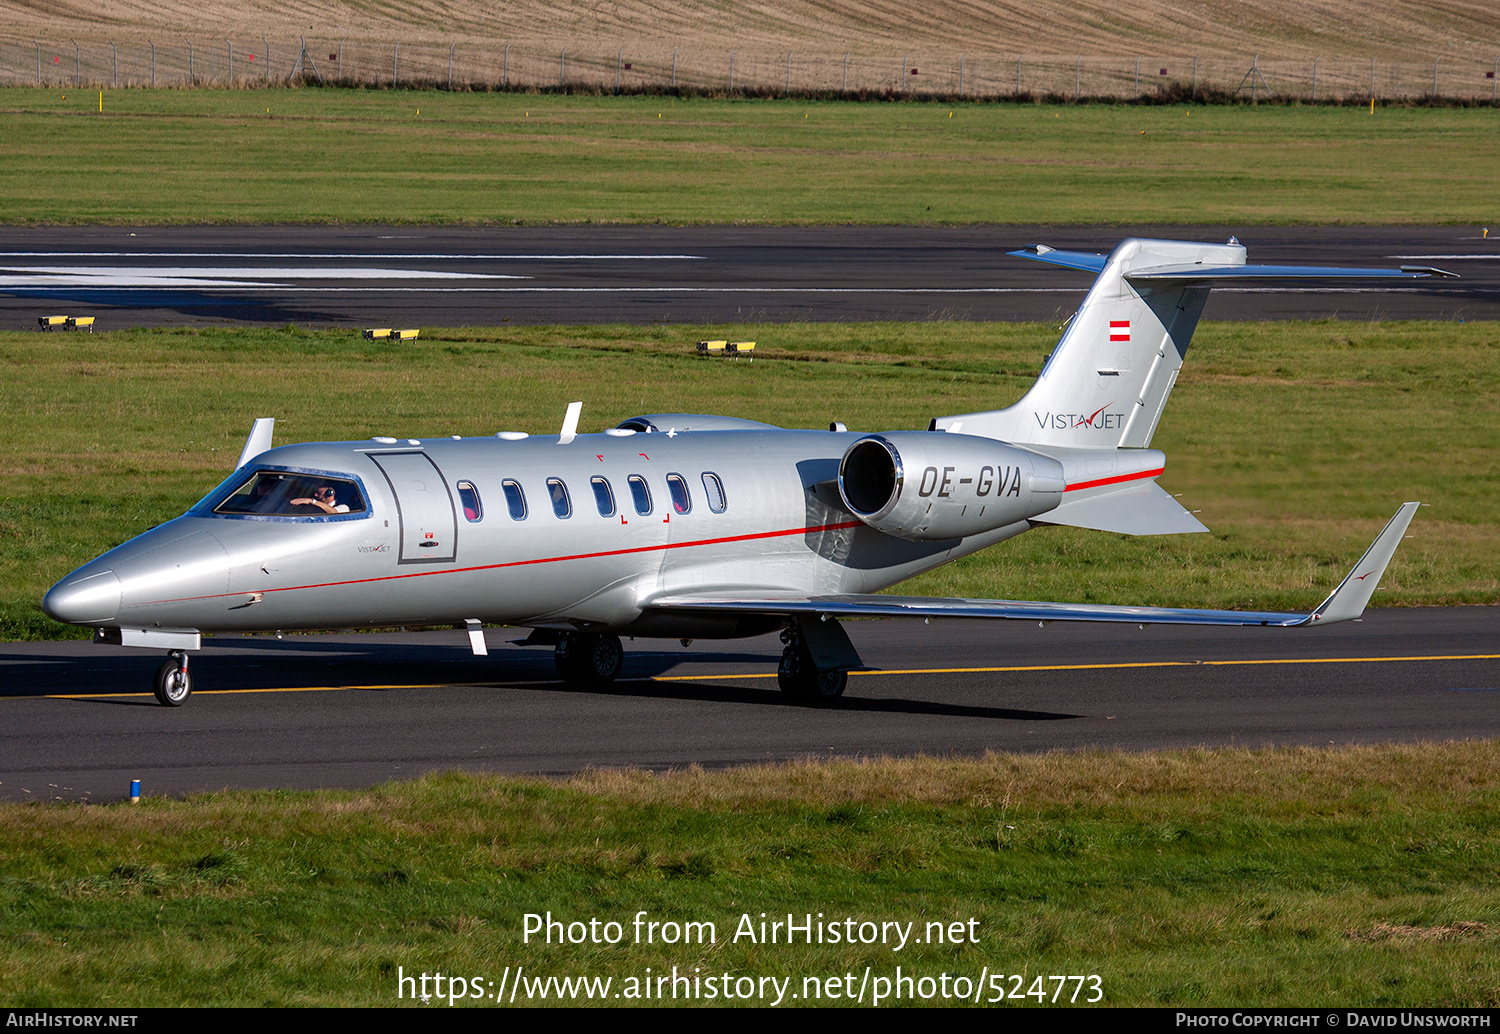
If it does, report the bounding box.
[1109,320,1130,342]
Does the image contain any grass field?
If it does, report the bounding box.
[1,89,1497,224]
[3,319,1494,641]
[2,744,1497,1006]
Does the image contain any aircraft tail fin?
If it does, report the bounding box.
[931,239,1453,450]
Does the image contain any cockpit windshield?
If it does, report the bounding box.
[210,470,367,517]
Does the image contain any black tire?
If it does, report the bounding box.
[778,643,845,702]
[153,659,192,707]
[777,643,812,698]
[808,668,848,702]
[554,633,624,683]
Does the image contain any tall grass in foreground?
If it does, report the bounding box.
[1,744,1496,1006]
[0,319,1494,640]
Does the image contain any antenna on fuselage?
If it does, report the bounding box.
[236,418,275,469]
[558,401,582,445]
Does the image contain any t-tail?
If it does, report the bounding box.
[923,238,1454,537]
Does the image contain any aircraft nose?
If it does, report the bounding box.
[43,569,121,625]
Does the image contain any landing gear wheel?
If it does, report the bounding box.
[554,632,624,683]
[777,642,813,699]
[153,653,192,707]
[809,668,848,702]
[778,639,847,703]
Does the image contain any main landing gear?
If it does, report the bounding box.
[153,650,192,707]
[777,627,848,702]
[554,631,625,683]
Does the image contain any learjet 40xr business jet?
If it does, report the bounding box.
[44,238,1452,705]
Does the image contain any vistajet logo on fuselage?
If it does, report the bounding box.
[1034,404,1123,432]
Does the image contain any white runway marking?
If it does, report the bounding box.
[0,284,1451,295]
[0,266,528,288]
[0,285,1089,294]
[0,252,704,260]
[1389,254,1500,260]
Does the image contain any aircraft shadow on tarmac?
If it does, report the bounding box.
[0,641,1083,722]
[503,673,1082,722]
[5,287,361,325]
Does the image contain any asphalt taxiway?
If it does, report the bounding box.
[1,224,1496,327]
[1,608,1494,800]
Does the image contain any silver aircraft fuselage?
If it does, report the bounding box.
[42,238,1439,706]
[44,428,1029,640]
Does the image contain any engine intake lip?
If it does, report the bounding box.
[838,436,902,519]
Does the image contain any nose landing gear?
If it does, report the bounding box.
[153,650,193,707]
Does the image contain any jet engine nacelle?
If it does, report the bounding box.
[837,432,1066,541]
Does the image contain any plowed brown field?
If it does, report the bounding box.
[1,0,1496,62]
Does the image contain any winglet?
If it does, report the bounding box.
[1306,503,1420,624]
[236,417,275,469]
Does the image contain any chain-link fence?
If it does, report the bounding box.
[3,38,1498,102]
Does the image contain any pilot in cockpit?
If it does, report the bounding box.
[291,484,351,514]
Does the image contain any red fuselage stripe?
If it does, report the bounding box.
[1064,468,1163,492]
[140,519,868,605]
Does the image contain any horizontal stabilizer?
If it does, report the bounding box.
[1006,247,1458,282]
[1007,245,1107,273]
[1123,263,1458,281]
[648,504,1417,628]
[1034,480,1208,536]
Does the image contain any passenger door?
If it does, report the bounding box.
[369,452,458,564]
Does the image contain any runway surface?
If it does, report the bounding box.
[1,225,1497,327]
[2,608,1495,800]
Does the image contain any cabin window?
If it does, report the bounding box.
[457,481,482,522]
[666,473,692,515]
[628,475,652,516]
[212,470,366,517]
[591,476,616,518]
[502,479,527,520]
[547,478,572,519]
[701,472,727,513]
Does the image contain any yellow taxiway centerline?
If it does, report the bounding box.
[663,654,1500,680]
[39,653,1500,699]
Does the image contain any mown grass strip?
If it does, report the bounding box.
[1,318,1494,640]
[0,89,1496,223]
[1,744,1496,1006]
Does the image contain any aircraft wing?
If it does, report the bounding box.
[648,503,1418,629]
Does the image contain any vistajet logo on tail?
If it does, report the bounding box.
[1035,404,1123,431]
